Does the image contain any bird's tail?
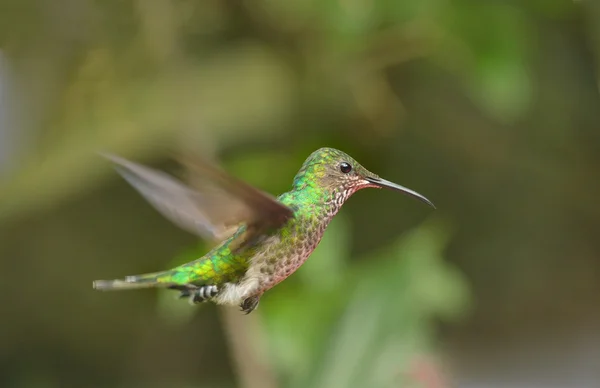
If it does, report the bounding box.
[93,271,173,291]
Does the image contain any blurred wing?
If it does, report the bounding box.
[101,153,294,242]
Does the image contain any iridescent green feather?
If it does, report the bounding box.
[152,227,252,286]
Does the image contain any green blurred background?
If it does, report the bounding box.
[1,0,599,387]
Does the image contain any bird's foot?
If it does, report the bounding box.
[240,295,260,314]
[174,284,219,304]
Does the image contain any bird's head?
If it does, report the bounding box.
[292,147,435,208]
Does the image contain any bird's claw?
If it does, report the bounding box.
[240,295,260,314]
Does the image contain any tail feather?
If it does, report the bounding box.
[93,272,172,291]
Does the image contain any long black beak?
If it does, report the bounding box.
[365,177,435,209]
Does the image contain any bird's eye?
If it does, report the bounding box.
[340,162,352,174]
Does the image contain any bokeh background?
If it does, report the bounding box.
[1,0,599,387]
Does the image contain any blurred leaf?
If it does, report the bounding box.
[468,46,532,124]
[310,281,388,388]
[388,217,471,322]
[0,43,293,225]
[437,2,533,123]
[308,217,469,388]
[261,216,470,388]
[254,0,321,32]
[319,0,377,51]
[262,285,347,384]
[378,0,443,24]
[527,0,578,18]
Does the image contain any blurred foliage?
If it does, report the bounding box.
[261,216,469,388]
[0,0,599,387]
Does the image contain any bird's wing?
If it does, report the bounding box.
[101,153,294,243]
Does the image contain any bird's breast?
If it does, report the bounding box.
[251,216,328,293]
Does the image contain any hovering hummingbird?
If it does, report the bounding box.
[93,148,434,314]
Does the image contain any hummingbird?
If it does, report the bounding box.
[93,147,434,314]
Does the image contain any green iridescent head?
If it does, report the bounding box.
[292,147,435,208]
